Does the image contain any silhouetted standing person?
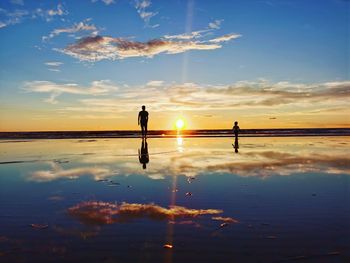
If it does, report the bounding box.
[138,138,149,169]
[138,105,149,137]
[233,121,240,139]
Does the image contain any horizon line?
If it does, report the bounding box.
[0,127,350,133]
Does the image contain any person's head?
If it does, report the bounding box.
[235,121,238,125]
[142,163,147,169]
[142,105,146,110]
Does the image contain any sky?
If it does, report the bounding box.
[0,0,349,131]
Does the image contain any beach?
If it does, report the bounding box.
[1,0,349,261]
[0,136,349,262]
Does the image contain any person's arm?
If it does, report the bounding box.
[138,112,140,125]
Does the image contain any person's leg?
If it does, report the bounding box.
[145,123,148,136]
[141,125,145,136]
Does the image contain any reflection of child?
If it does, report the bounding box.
[233,121,240,137]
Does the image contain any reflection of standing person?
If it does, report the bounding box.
[138,105,149,137]
[233,137,239,153]
[232,121,240,153]
[138,138,149,169]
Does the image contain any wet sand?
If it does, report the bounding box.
[0,137,349,262]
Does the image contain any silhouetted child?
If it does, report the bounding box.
[233,121,240,138]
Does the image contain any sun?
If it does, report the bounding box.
[175,118,185,130]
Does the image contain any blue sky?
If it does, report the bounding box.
[0,0,349,131]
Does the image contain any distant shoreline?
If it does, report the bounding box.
[0,128,349,139]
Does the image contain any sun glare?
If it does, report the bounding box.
[176,119,185,130]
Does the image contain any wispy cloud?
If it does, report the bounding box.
[10,0,24,6]
[134,0,158,27]
[48,68,61,73]
[208,19,223,29]
[209,33,242,43]
[0,4,67,28]
[44,61,63,73]
[24,80,118,104]
[0,8,29,28]
[163,20,227,40]
[163,30,207,40]
[146,80,164,86]
[91,0,116,5]
[33,4,68,22]
[57,80,350,113]
[24,79,350,126]
[42,19,98,41]
[45,61,63,67]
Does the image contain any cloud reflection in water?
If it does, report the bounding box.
[26,138,350,182]
[68,201,223,225]
[29,162,113,182]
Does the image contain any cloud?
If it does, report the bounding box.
[0,9,29,28]
[46,4,66,17]
[163,20,226,41]
[25,79,349,126]
[204,80,350,107]
[42,20,98,41]
[58,34,239,61]
[208,19,223,29]
[68,201,223,224]
[209,33,242,43]
[0,4,67,28]
[160,80,350,110]
[163,30,209,40]
[10,0,24,6]
[24,80,119,104]
[45,61,63,67]
[45,61,63,73]
[33,4,68,22]
[134,0,158,27]
[91,0,116,5]
[60,80,350,113]
[56,18,240,61]
[146,80,164,86]
[47,68,60,73]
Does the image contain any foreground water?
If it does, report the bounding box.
[0,137,349,263]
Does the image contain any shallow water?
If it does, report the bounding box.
[0,137,349,263]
